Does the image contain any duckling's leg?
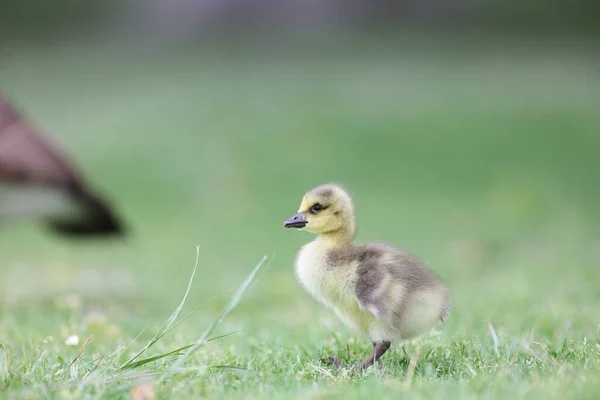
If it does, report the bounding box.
[357,341,391,370]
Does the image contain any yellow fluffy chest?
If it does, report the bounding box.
[294,242,373,335]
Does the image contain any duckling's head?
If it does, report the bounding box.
[284,183,355,242]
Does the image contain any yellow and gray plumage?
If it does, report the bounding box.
[284,183,450,370]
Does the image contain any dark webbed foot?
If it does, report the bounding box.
[321,341,391,372]
[320,356,348,370]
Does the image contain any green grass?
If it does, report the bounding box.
[1,36,600,399]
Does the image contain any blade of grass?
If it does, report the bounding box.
[119,327,240,371]
[168,296,218,332]
[206,330,243,342]
[115,326,148,360]
[81,356,105,380]
[209,365,250,371]
[119,344,194,370]
[59,335,94,377]
[166,255,267,375]
[117,245,202,371]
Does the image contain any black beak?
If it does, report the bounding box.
[284,212,308,228]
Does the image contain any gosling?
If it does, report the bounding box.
[284,183,451,371]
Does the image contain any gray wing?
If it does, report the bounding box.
[354,245,399,321]
[354,243,439,321]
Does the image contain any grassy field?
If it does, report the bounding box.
[1,37,599,399]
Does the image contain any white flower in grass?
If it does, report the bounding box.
[65,334,80,346]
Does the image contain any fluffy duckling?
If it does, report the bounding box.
[0,92,125,237]
[284,183,451,370]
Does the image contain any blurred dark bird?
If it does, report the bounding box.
[0,93,125,237]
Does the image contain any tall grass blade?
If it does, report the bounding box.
[117,245,202,371]
[166,255,267,374]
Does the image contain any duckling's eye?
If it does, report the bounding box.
[310,203,325,214]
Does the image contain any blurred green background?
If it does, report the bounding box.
[0,1,599,398]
